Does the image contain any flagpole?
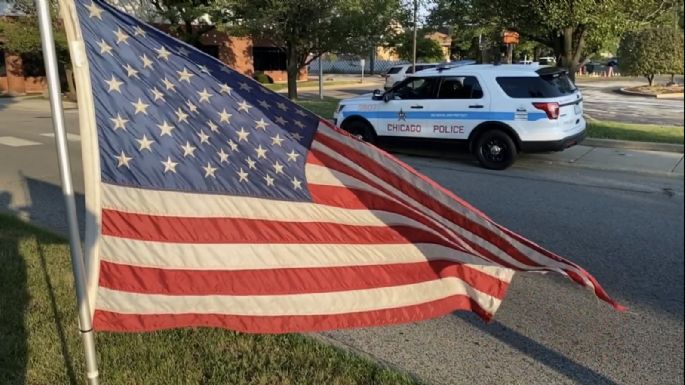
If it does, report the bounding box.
[34,0,100,383]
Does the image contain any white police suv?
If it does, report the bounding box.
[333,63,586,169]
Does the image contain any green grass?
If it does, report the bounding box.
[0,214,422,385]
[264,80,359,91]
[295,97,340,119]
[586,120,684,144]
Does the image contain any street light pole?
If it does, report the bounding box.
[412,0,418,73]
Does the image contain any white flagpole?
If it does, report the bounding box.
[34,0,100,383]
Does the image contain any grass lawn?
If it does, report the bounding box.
[0,214,422,385]
[265,80,359,91]
[586,120,684,144]
[295,97,340,119]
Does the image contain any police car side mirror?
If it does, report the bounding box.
[382,92,393,103]
[372,89,383,100]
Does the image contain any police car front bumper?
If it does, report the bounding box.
[520,129,586,153]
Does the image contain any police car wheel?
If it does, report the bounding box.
[343,120,377,144]
[475,130,517,170]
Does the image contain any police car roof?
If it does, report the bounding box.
[414,64,542,77]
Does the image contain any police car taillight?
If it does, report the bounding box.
[532,102,560,120]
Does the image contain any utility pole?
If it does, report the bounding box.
[412,0,418,73]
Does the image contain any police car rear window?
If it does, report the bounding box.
[387,67,403,74]
[496,74,576,98]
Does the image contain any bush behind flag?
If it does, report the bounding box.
[62,0,623,334]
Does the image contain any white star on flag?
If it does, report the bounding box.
[136,135,154,151]
[156,46,171,60]
[237,100,252,113]
[255,118,268,130]
[161,157,178,173]
[110,113,128,130]
[115,150,132,168]
[203,163,217,178]
[105,75,123,93]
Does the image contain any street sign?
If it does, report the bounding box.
[503,30,520,44]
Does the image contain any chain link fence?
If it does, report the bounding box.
[308,58,410,75]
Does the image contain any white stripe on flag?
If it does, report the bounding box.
[99,236,509,278]
[96,276,504,316]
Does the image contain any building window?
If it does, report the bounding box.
[253,47,286,71]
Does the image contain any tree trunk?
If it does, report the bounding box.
[286,42,299,100]
[559,27,587,82]
[561,27,577,81]
[369,49,375,75]
[647,75,655,86]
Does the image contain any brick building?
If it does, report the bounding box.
[1,2,305,95]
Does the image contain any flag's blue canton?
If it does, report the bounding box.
[76,0,320,201]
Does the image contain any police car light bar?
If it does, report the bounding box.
[436,60,478,72]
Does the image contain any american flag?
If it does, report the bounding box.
[70,0,622,333]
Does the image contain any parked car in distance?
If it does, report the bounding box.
[384,63,438,90]
[538,56,557,66]
[334,63,586,170]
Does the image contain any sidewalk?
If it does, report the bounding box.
[522,144,684,176]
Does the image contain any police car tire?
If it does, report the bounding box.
[343,120,377,144]
[474,130,517,170]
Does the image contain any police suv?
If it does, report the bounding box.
[333,63,586,169]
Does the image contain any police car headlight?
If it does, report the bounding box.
[337,104,346,113]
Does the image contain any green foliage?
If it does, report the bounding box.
[0,0,69,65]
[428,0,678,76]
[252,71,273,84]
[147,0,231,46]
[390,31,446,62]
[228,0,402,98]
[618,27,684,85]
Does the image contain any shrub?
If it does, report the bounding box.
[253,72,273,84]
[618,27,684,86]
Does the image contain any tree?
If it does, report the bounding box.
[390,31,445,62]
[147,0,232,47]
[228,0,401,99]
[428,0,677,80]
[0,1,70,71]
[618,27,684,86]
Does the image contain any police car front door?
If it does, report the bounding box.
[425,75,488,139]
[379,77,440,138]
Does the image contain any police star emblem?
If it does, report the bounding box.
[398,109,407,121]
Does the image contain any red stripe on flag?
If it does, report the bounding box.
[99,259,510,298]
[101,209,461,248]
[311,136,545,269]
[308,149,521,269]
[309,183,468,252]
[93,294,493,333]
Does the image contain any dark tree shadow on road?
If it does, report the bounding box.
[454,312,621,385]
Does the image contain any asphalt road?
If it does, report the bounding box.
[1,100,683,385]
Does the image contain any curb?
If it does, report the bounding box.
[617,87,684,99]
[582,138,684,154]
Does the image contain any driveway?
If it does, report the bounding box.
[576,79,684,126]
